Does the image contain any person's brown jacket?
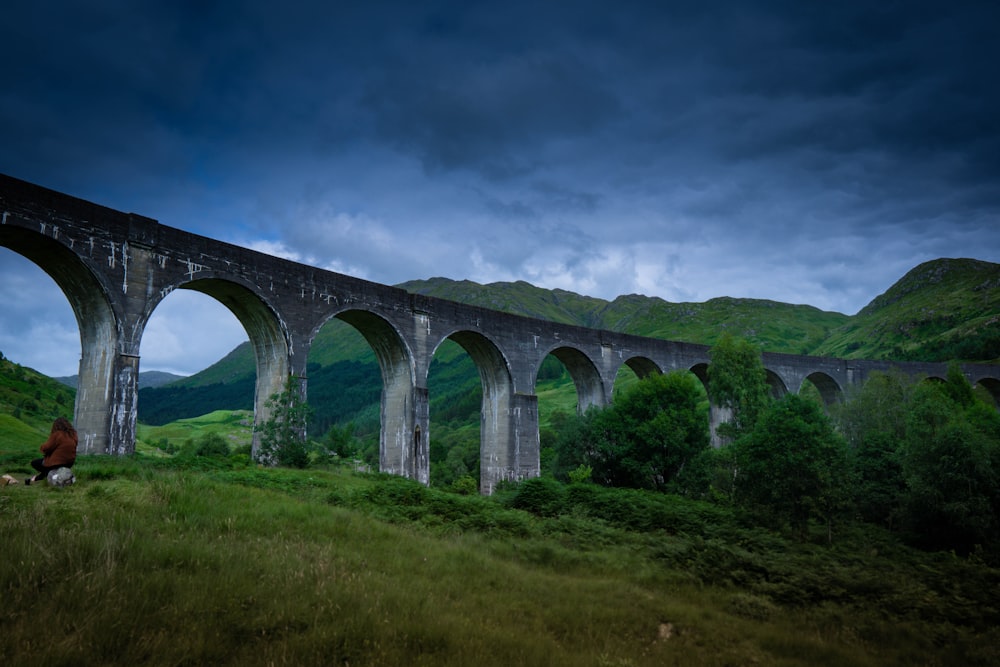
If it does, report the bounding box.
[41,430,77,467]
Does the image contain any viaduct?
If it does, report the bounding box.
[3,174,999,494]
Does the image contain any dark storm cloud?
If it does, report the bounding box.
[362,51,621,178]
[1,0,999,375]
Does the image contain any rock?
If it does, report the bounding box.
[46,467,76,487]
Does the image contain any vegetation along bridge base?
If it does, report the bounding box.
[3,174,999,494]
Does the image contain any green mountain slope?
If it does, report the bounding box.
[0,354,77,464]
[400,278,849,353]
[596,295,845,353]
[400,278,611,327]
[813,258,1000,362]
[55,370,185,390]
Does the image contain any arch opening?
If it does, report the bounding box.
[765,369,789,399]
[325,309,418,482]
[172,278,289,459]
[689,362,710,394]
[136,288,252,455]
[546,346,605,412]
[0,248,79,377]
[802,372,842,406]
[430,330,517,495]
[303,318,380,470]
[613,356,661,400]
[688,361,732,447]
[0,229,118,454]
[534,347,602,478]
[974,377,1000,409]
[427,338,481,489]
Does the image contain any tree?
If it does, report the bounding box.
[833,368,1000,554]
[255,375,313,468]
[832,369,911,528]
[943,361,976,408]
[563,371,710,492]
[899,381,998,553]
[707,334,770,440]
[325,421,362,459]
[735,394,851,540]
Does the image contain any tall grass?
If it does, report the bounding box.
[2,456,998,666]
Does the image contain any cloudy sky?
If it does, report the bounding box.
[2,0,998,377]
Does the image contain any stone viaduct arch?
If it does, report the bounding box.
[171,277,291,444]
[0,220,124,453]
[3,174,1000,493]
[320,308,422,482]
[435,329,516,495]
[543,345,606,411]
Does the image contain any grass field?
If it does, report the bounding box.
[136,409,255,453]
[2,438,998,666]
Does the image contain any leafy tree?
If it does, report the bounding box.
[899,381,998,553]
[707,334,770,440]
[832,368,1000,554]
[255,375,312,468]
[832,369,911,528]
[735,394,851,540]
[325,421,362,459]
[548,407,597,479]
[943,361,976,408]
[430,424,480,487]
[562,371,709,492]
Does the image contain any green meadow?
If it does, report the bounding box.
[2,444,998,666]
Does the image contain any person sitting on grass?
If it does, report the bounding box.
[25,417,78,485]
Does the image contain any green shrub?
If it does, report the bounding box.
[450,475,478,495]
[567,464,592,484]
[509,477,566,517]
[195,433,231,458]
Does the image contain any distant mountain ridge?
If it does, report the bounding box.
[56,370,185,391]
[398,278,849,355]
[401,257,1000,363]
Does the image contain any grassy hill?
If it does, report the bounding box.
[813,258,1000,362]
[2,454,998,666]
[0,357,75,427]
[401,278,849,354]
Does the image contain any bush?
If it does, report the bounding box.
[195,433,231,458]
[509,477,567,517]
[567,464,592,485]
[450,475,478,495]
